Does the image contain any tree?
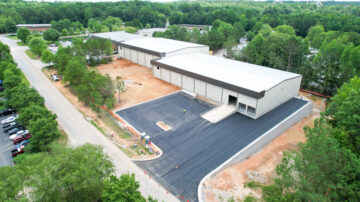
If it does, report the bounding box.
[29,37,46,56]
[102,174,146,202]
[207,29,225,51]
[260,118,360,201]
[17,144,114,201]
[307,25,325,49]
[17,104,57,127]
[63,57,87,86]
[61,28,69,36]
[41,49,54,66]
[53,46,73,74]
[0,166,26,201]
[325,76,360,154]
[43,28,60,41]
[7,85,44,111]
[4,17,16,33]
[27,118,60,152]
[16,27,31,44]
[3,66,21,91]
[74,71,115,111]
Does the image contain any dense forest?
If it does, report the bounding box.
[2,1,359,95]
[0,1,360,201]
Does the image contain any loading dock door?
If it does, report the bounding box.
[228,95,237,105]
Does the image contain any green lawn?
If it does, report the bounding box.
[99,108,131,139]
[20,71,30,87]
[16,41,26,46]
[7,35,18,40]
[25,49,39,60]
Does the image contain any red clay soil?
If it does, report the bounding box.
[97,59,181,110]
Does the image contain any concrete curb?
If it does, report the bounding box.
[197,100,313,202]
[101,106,164,161]
[112,90,182,112]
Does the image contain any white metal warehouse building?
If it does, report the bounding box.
[151,54,302,119]
[91,31,143,44]
[118,38,209,68]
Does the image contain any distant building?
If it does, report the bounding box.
[178,24,211,32]
[16,24,51,32]
[90,31,143,53]
[137,28,167,37]
[118,38,209,68]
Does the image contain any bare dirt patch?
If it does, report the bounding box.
[156,121,172,131]
[203,95,324,201]
[96,59,181,110]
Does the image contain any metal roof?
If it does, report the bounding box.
[119,38,208,56]
[16,24,51,28]
[90,31,143,43]
[151,54,301,98]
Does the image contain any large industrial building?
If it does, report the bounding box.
[117,37,209,68]
[91,31,301,119]
[151,53,301,119]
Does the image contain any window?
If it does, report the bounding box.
[157,66,159,70]
[247,106,256,116]
[238,102,246,112]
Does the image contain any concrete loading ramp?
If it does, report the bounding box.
[201,104,237,123]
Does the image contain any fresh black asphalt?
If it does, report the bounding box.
[116,92,308,201]
[116,92,215,137]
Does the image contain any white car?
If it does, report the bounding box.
[10,130,29,140]
[1,115,18,125]
[51,74,59,81]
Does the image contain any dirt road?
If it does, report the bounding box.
[0,35,179,202]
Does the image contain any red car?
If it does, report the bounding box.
[13,134,31,144]
[11,147,24,157]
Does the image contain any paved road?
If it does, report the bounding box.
[0,114,17,166]
[0,35,178,202]
[117,92,308,201]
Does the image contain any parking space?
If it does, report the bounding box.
[116,93,309,201]
[0,114,17,167]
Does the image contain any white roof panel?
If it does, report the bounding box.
[91,31,143,42]
[16,24,51,27]
[121,38,207,54]
[155,54,300,93]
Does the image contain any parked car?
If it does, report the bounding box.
[10,130,29,140]
[7,127,22,135]
[11,147,24,157]
[3,121,19,129]
[16,139,29,149]
[1,115,18,125]
[13,134,31,144]
[3,124,22,133]
[51,74,59,81]
[0,108,16,117]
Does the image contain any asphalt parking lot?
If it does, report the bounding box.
[116,92,215,137]
[0,114,16,167]
[116,92,308,201]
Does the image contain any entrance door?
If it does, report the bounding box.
[228,95,237,105]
